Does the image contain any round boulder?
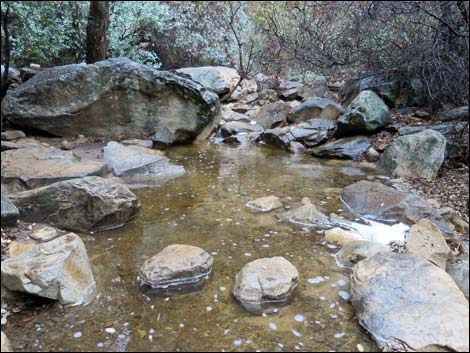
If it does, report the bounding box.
[232,257,299,313]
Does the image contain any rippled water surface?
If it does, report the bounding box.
[6,142,379,352]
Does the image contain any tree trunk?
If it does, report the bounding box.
[86,1,109,64]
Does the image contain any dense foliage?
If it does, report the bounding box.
[1,1,469,107]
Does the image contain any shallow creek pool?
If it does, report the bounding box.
[6,142,380,352]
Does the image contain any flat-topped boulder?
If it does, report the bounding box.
[351,253,469,352]
[175,66,240,96]
[102,141,185,184]
[9,176,140,232]
[1,233,96,305]
[2,58,220,142]
[311,136,370,160]
[378,129,446,180]
[232,257,299,313]
[1,146,108,192]
[342,180,451,235]
[139,244,213,293]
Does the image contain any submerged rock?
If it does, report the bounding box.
[378,129,446,180]
[342,181,451,235]
[446,254,469,299]
[102,141,185,184]
[139,245,213,293]
[1,194,18,227]
[9,176,140,233]
[3,58,220,142]
[337,90,390,136]
[407,219,451,269]
[232,257,299,313]
[246,196,283,212]
[1,233,96,305]
[311,136,369,160]
[1,147,108,191]
[279,197,329,227]
[351,253,469,352]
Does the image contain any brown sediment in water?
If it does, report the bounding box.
[3,142,378,352]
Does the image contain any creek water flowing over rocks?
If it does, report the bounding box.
[1,60,468,352]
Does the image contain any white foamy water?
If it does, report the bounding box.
[333,219,409,244]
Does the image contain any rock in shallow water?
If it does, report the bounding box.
[9,176,140,233]
[1,146,108,192]
[342,180,451,235]
[139,245,213,294]
[2,58,220,142]
[232,257,299,313]
[351,252,469,352]
[246,196,283,212]
[1,233,96,305]
[279,197,329,227]
[102,141,185,185]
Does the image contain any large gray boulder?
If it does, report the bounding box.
[337,90,390,136]
[311,136,369,160]
[139,244,213,291]
[351,253,469,352]
[9,176,140,232]
[1,233,96,305]
[378,129,446,180]
[175,66,240,96]
[2,58,220,142]
[1,146,108,192]
[1,194,18,227]
[102,141,185,184]
[342,181,451,235]
[287,97,344,124]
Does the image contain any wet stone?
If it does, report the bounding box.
[139,244,213,295]
[232,257,299,314]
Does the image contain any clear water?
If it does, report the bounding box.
[6,142,378,352]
